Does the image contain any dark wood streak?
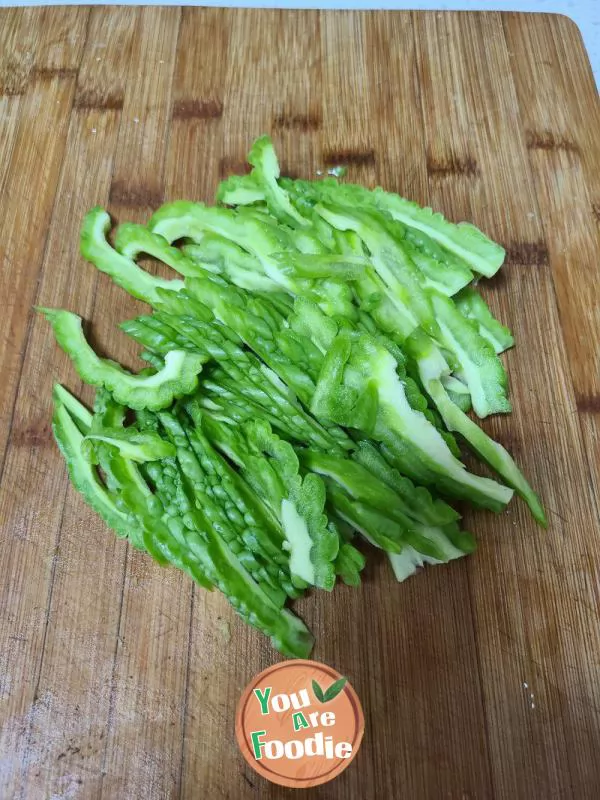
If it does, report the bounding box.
[278,163,301,180]
[109,181,164,209]
[11,422,53,448]
[592,203,600,223]
[2,66,77,96]
[504,241,550,266]
[172,98,223,120]
[525,130,580,154]
[32,67,79,81]
[0,80,26,97]
[575,394,600,413]
[323,149,376,167]
[73,90,124,111]
[218,157,251,178]
[273,112,322,132]
[426,154,480,178]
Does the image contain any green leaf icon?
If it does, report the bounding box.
[312,679,326,703]
[312,676,347,703]
[323,676,347,702]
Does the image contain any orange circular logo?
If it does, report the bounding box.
[236,659,364,788]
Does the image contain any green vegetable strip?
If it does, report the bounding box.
[197,413,340,590]
[289,302,500,501]
[317,329,514,510]
[308,453,475,565]
[181,416,293,569]
[157,412,295,601]
[334,540,366,587]
[426,379,546,526]
[201,374,315,443]
[121,306,349,455]
[387,537,468,583]
[52,387,141,546]
[39,308,205,411]
[81,389,211,575]
[80,207,184,304]
[429,292,511,418]
[407,331,545,524]
[393,243,469,298]
[454,287,514,354]
[217,172,265,206]
[316,204,429,338]
[147,452,312,655]
[300,450,458,529]
[183,238,279,293]
[400,228,474,296]
[247,135,310,228]
[149,201,357,318]
[53,388,202,577]
[184,276,356,451]
[372,188,505,278]
[325,481,403,553]
[82,428,176,463]
[186,276,317,405]
[219,170,504,278]
[113,222,207,278]
[148,201,299,293]
[351,441,459,526]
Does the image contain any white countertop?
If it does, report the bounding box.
[2,1,598,84]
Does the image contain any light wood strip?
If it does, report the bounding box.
[0,51,85,799]
[320,12,376,187]
[97,10,192,800]
[0,8,41,95]
[503,13,600,402]
[2,10,143,798]
[0,77,76,474]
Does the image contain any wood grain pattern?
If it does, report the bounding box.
[0,9,598,799]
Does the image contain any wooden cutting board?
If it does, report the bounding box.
[1,7,599,798]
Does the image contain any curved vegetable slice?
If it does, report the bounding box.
[408,330,546,525]
[80,207,184,304]
[39,308,205,411]
[429,292,511,418]
[454,287,514,354]
[52,385,150,555]
[200,413,341,590]
[427,379,546,526]
[334,540,366,587]
[154,411,314,656]
[217,172,265,206]
[113,222,206,278]
[314,328,514,510]
[82,427,176,463]
[372,188,505,277]
[247,135,309,227]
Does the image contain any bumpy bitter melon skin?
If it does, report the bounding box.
[39,308,205,411]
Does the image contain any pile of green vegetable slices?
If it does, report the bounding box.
[41,136,545,657]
